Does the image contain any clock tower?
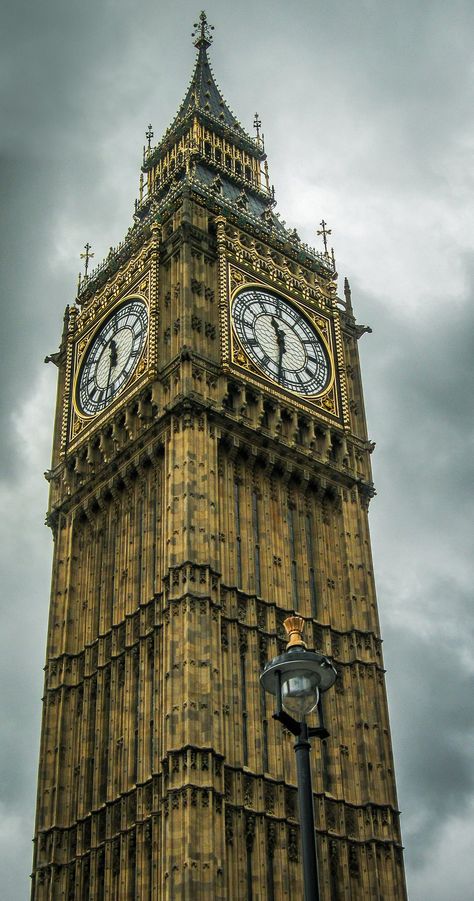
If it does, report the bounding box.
[32,14,407,900]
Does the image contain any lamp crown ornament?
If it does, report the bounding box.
[284,615,307,649]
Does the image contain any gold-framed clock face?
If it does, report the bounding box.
[76,298,148,416]
[231,287,331,396]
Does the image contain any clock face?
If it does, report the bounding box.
[231,288,330,395]
[77,298,148,416]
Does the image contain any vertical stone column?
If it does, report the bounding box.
[159,410,225,898]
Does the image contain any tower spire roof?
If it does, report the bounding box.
[169,11,250,139]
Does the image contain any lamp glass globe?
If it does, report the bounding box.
[281,672,320,718]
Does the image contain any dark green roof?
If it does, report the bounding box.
[162,42,261,156]
[176,44,239,129]
[193,163,283,228]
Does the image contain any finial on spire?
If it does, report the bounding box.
[145,124,154,151]
[264,159,271,193]
[317,219,332,256]
[192,11,214,49]
[253,112,265,151]
[80,242,94,277]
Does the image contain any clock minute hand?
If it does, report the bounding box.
[270,315,280,340]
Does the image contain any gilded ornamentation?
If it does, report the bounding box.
[234,348,249,368]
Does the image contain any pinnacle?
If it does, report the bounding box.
[192,11,214,50]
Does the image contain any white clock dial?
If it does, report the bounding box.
[232,288,330,395]
[77,299,148,415]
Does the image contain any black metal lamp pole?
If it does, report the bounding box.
[260,616,337,901]
[295,721,319,900]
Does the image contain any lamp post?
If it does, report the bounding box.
[260,616,337,901]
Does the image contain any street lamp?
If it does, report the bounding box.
[260,615,337,901]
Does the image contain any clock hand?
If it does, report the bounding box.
[271,316,287,373]
[109,338,118,368]
[277,342,285,380]
[105,339,117,398]
[270,316,280,342]
[277,327,286,354]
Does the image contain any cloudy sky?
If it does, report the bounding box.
[1,0,473,897]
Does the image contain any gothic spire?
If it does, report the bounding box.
[166,12,254,146]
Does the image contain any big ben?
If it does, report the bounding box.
[32,13,407,900]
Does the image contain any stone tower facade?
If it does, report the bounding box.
[32,15,407,900]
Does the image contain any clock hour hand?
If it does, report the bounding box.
[277,342,285,380]
[271,316,286,377]
[105,338,117,398]
[109,338,118,369]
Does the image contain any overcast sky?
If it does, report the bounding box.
[1,1,473,898]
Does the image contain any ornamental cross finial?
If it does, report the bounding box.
[253,113,262,140]
[145,124,154,151]
[317,219,332,255]
[80,242,94,277]
[192,11,214,49]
